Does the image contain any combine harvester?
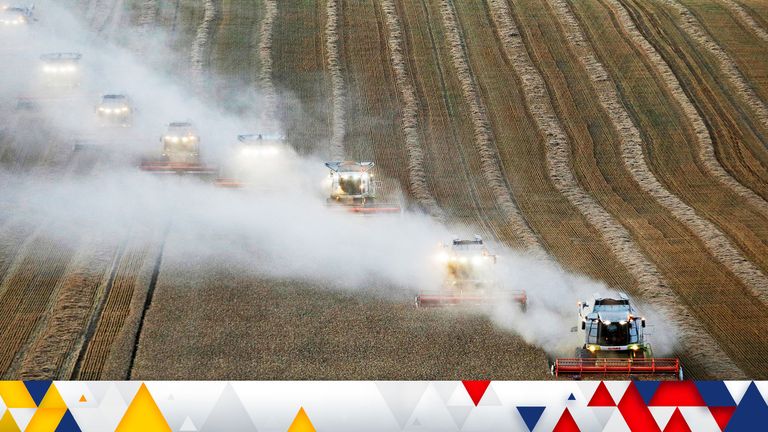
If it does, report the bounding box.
[95,94,133,127]
[416,236,528,309]
[0,5,33,26]
[552,293,683,380]
[215,133,290,188]
[140,121,216,176]
[40,52,82,89]
[324,161,401,214]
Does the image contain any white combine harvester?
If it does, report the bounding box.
[416,236,528,309]
[552,293,682,380]
[0,5,33,26]
[215,133,290,188]
[40,52,82,89]
[95,94,133,127]
[140,121,216,176]
[324,161,400,214]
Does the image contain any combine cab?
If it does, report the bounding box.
[140,122,216,176]
[96,94,133,127]
[325,161,400,214]
[552,294,683,380]
[416,236,528,309]
[215,133,289,188]
[40,53,82,89]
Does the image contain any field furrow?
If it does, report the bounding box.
[258,0,277,117]
[190,0,220,88]
[720,0,768,44]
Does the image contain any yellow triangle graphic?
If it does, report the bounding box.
[79,395,87,403]
[25,408,67,432]
[38,384,66,409]
[287,407,316,432]
[0,410,21,432]
[0,382,35,408]
[116,383,171,432]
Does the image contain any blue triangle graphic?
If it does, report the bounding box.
[696,381,736,407]
[726,382,768,432]
[24,381,52,406]
[55,409,82,432]
[517,406,546,431]
[567,393,576,401]
[634,381,660,405]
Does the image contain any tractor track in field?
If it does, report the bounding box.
[438,0,544,254]
[379,0,443,219]
[539,0,748,377]
[597,0,768,303]
[721,0,768,44]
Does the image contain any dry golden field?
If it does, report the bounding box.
[1,0,767,380]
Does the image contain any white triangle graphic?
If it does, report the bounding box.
[180,416,197,431]
[431,382,460,404]
[446,386,472,407]
[447,405,472,429]
[603,382,630,405]
[680,407,720,432]
[724,381,751,405]
[602,408,630,432]
[649,406,675,430]
[8,408,36,431]
[376,382,429,429]
[590,407,615,429]
[478,386,501,406]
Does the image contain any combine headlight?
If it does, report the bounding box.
[628,344,640,351]
[435,252,449,264]
[602,319,611,325]
[619,320,627,325]
[471,256,484,265]
[587,345,600,353]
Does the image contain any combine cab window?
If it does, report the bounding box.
[597,322,629,346]
[339,176,365,195]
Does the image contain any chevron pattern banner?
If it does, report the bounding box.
[0,381,767,431]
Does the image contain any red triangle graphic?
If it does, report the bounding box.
[650,382,705,407]
[461,380,491,406]
[618,382,661,432]
[588,382,616,407]
[709,406,736,432]
[553,407,580,432]
[663,408,691,432]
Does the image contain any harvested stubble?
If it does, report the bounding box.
[74,237,158,379]
[258,0,277,117]
[131,255,550,379]
[271,0,331,155]
[720,0,768,44]
[610,0,768,304]
[444,0,637,289]
[325,0,346,159]
[335,0,411,208]
[565,0,768,376]
[527,0,756,377]
[662,0,768,140]
[190,0,220,88]
[438,0,543,255]
[16,239,119,380]
[0,235,78,377]
[379,0,444,219]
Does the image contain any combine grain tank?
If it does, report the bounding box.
[325,161,401,214]
[140,121,216,176]
[96,94,133,127]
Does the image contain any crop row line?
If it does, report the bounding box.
[190,0,219,89]
[438,0,543,254]
[545,0,747,377]
[325,0,346,160]
[378,0,444,219]
[258,0,278,120]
